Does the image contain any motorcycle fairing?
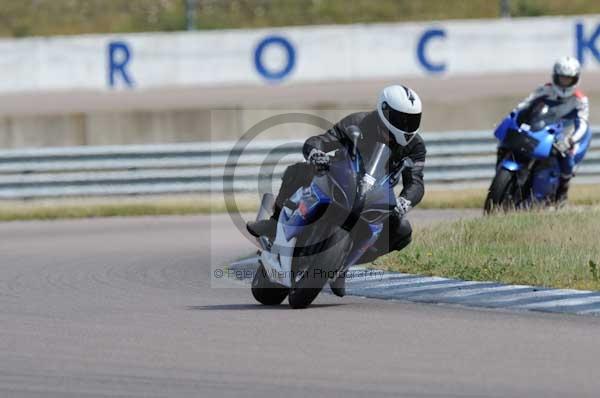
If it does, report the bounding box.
[260,212,297,288]
[344,222,384,269]
[281,183,330,242]
[531,162,560,201]
[500,159,521,171]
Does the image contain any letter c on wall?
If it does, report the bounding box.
[417,28,447,74]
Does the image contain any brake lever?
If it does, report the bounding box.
[552,142,568,158]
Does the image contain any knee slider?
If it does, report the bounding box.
[398,217,412,239]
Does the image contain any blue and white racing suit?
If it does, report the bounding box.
[515,83,590,179]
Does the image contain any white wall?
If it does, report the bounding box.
[0,15,599,94]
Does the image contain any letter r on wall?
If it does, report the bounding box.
[108,41,134,88]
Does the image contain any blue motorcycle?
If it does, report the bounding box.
[251,126,404,308]
[484,99,591,213]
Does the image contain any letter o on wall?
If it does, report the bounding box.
[254,35,296,82]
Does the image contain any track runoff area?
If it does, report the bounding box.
[1,213,600,397]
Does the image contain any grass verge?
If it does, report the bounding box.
[419,183,600,209]
[0,183,599,221]
[376,207,600,291]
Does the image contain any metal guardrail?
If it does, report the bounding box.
[0,129,597,199]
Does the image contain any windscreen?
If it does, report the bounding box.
[363,142,392,180]
[519,100,561,131]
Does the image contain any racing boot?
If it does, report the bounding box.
[246,205,280,239]
[329,274,346,297]
[555,176,571,207]
[246,217,277,239]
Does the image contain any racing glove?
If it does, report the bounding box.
[395,197,412,216]
[555,136,574,156]
[307,148,330,171]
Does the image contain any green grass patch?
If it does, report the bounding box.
[1,0,599,38]
[376,207,600,291]
[0,183,599,221]
[420,184,600,209]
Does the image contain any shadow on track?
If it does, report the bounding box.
[187,303,346,311]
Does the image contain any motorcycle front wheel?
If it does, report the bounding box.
[288,227,352,309]
[484,168,518,214]
[251,263,289,306]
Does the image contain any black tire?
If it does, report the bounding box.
[251,264,288,306]
[484,168,516,214]
[288,228,351,309]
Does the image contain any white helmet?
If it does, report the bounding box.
[552,56,581,98]
[377,85,422,146]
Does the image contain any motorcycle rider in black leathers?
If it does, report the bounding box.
[247,85,426,297]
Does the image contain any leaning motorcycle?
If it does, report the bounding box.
[250,126,406,309]
[484,99,591,213]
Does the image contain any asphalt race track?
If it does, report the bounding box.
[1,210,599,397]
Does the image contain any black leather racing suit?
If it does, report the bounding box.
[273,111,427,261]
